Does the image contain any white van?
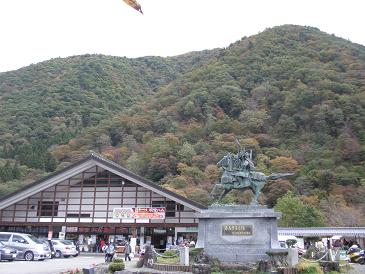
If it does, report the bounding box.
[0,232,51,261]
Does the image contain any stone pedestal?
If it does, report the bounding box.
[195,205,283,263]
[287,248,299,266]
[180,246,189,266]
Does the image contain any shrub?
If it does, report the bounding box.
[190,248,204,257]
[286,239,297,248]
[108,260,125,273]
[112,258,124,264]
[211,265,220,272]
[163,249,178,257]
[190,247,204,262]
[296,261,323,274]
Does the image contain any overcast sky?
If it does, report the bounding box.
[0,0,364,73]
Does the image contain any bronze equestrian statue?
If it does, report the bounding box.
[211,146,293,205]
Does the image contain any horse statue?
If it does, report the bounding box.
[211,150,293,205]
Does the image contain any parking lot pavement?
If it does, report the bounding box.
[0,255,105,274]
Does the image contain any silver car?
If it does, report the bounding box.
[0,232,51,261]
[51,239,78,258]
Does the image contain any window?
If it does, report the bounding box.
[166,201,176,217]
[37,201,59,217]
[66,213,91,218]
[12,235,28,244]
[152,201,164,208]
[0,233,11,242]
[152,200,176,217]
[177,204,184,212]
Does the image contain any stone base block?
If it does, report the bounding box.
[195,205,284,263]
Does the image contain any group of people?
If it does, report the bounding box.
[333,239,362,250]
[95,237,106,253]
[102,240,132,262]
[303,238,362,251]
[92,236,132,262]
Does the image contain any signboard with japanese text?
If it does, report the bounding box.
[113,207,166,220]
[222,224,253,236]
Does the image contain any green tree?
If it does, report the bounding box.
[177,142,196,165]
[275,192,325,227]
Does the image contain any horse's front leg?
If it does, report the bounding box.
[219,188,231,200]
[250,185,262,205]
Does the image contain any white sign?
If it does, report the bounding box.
[113,207,166,219]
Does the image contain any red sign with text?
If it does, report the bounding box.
[113,207,166,219]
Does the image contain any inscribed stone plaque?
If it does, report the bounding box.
[222,224,253,236]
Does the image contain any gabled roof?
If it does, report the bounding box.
[0,152,207,212]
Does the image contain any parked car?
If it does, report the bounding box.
[0,232,51,261]
[0,241,18,261]
[40,239,56,258]
[71,240,80,257]
[51,239,78,258]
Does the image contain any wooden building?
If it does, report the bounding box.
[0,153,206,250]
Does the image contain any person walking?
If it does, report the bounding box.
[124,241,132,261]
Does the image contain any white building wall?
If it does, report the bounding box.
[3,180,198,224]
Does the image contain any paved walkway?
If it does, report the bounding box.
[347,263,365,274]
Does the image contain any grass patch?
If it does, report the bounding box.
[296,261,323,274]
[157,256,180,264]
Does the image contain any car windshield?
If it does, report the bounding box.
[0,240,4,247]
[27,234,43,244]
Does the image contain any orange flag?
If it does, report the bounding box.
[123,0,143,14]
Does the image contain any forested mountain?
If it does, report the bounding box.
[1,25,365,226]
[0,50,219,178]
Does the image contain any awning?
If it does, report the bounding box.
[278,227,365,237]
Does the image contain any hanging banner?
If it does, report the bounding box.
[113,207,166,220]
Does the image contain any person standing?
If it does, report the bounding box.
[100,238,105,253]
[124,241,132,261]
[104,241,116,262]
[87,237,92,252]
[96,237,101,253]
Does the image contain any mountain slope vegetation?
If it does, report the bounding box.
[0,50,219,171]
[1,25,364,226]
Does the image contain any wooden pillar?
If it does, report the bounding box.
[106,167,111,223]
[25,197,30,223]
[78,171,85,223]
[65,178,71,221]
[92,167,97,223]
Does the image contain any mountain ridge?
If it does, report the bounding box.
[0,25,364,226]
